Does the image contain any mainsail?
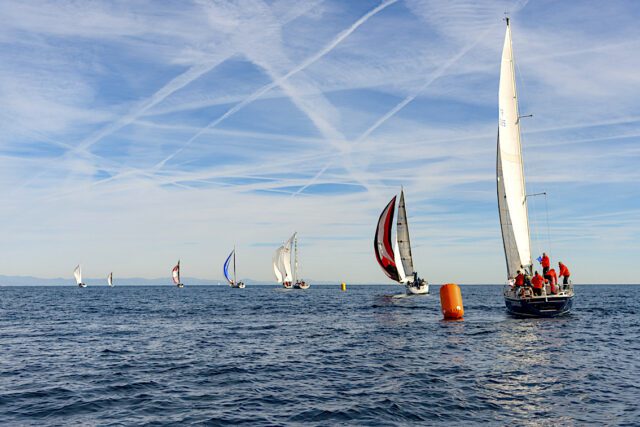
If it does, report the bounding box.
[497,18,532,278]
[223,250,234,285]
[273,233,295,283]
[374,196,400,282]
[396,190,414,282]
[107,272,113,287]
[73,265,82,285]
[172,261,181,285]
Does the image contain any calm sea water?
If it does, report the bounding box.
[1,285,638,426]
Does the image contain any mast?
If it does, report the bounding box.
[497,18,533,277]
[294,234,298,283]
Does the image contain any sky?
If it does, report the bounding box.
[0,0,639,284]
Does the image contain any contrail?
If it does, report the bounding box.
[154,0,399,169]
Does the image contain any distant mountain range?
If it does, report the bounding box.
[0,275,345,286]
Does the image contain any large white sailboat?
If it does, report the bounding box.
[107,272,113,287]
[374,189,428,295]
[497,18,573,317]
[273,232,309,289]
[74,265,87,288]
[172,260,184,288]
[224,248,245,288]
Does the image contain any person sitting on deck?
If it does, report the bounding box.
[540,252,550,275]
[547,268,558,294]
[514,270,525,287]
[531,271,544,296]
[558,262,571,285]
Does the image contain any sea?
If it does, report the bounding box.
[1,285,638,426]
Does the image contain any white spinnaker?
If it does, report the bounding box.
[172,261,180,284]
[396,190,414,281]
[107,272,113,287]
[73,265,82,285]
[497,20,532,278]
[273,249,284,283]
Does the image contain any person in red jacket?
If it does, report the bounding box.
[514,270,525,287]
[531,271,544,296]
[547,268,558,294]
[540,252,550,275]
[558,262,571,285]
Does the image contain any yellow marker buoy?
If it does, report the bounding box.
[341,282,347,291]
[440,283,464,320]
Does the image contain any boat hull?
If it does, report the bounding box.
[78,283,87,288]
[505,295,573,317]
[176,283,184,288]
[405,283,429,295]
[295,282,310,290]
[230,282,245,288]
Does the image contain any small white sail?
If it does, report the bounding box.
[73,265,82,285]
[272,249,284,283]
[107,272,113,287]
[497,19,532,278]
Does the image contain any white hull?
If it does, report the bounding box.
[283,282,293,289]
[295,282,310,290]
[176,283,184,288]
[78,283,87,288]
[405,283,428,295]
[230,282,245,289]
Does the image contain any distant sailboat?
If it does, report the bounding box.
[374,189,428,295]
[107,272,113,287]
[74,264,87,288]
[273,232,309,289]
[497,19,573,316]
[224,248,245,288]
[172,260,184,288]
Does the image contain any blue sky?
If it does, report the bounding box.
[0,0,638,284]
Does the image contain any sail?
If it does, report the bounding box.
[223,250,234,285]
[272,248,284,283]
[172,261,180,284]
[396,190,414,281]
[107,272,113,287]
[273,233,295,283]
[73,265,82,285]
[282,233,295,282]
[497,19,532,278]
[374,196,400,282]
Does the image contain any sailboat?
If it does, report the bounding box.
[497,18,574,317]
[374,189,428,295]
[172,260,184,288]
[74,264,87,288]
[107,272,114,287]
[273,232,310,289]
[224,248,245,288]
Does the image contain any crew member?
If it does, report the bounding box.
[540,252,550,275]
[548,268,558,294]
[514,270,525,287]
[558,262,571,285]
[531,271,544,296]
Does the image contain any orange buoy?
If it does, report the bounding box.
[440,283,464,320]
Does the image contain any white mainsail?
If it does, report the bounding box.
[497,18,532,278]
[107,272,113,287]
[73,265,82,285]
[273,233,295,283]
[172,261,181,284]
[396,190,414,283]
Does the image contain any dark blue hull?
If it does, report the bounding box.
[505,295,574,318]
